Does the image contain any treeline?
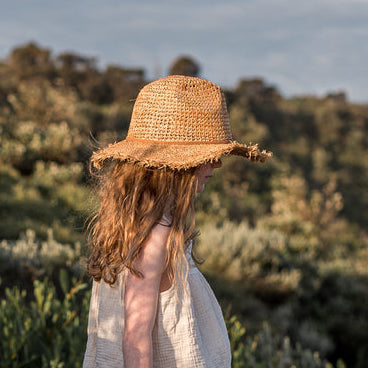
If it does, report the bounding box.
[0,42,368,367]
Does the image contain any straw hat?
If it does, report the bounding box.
[92,75,271,170]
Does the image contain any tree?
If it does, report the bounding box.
[8,42,55,80]
[105,65,145,102]
[169,56,200,77]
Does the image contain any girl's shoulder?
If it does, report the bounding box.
[149,213,172,247]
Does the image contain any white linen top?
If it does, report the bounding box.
[82,241,231,368]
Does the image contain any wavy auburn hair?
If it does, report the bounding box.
[87,161,199,286]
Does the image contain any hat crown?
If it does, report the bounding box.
[127,75,233,143]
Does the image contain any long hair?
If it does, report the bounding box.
[87,161,199,286]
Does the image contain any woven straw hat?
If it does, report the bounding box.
[92,75,271,170]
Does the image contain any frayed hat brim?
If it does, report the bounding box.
[91,139,272,170]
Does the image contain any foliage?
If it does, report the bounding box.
[227,315,343,368]
[0,229,83,291]
[197,220,300,298]
[169,55,201,77]
[0,277,342,368]
[1,42,368,367]
[196,218,368,367]
[0,274,89,368]
[0,160,92,242]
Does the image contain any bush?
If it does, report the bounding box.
[196,220,368,367]
[0,277,341,368]
[227,314,342,368]
[0,274,89,368]
[0,229,84,291]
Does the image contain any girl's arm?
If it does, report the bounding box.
[123,223,170,368]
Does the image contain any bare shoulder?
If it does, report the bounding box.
[141,222,170,259]
[149,221,171,246]
[134,222,171,278]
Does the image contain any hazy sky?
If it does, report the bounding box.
[1,0,367,102]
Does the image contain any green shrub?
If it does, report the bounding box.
[0,274,89,368]
[0,229,84,290]
[197,220,301,297]
[227,314,341,368]
[0,161,92,242]
[196,219,368,367]
[0,277,343,368]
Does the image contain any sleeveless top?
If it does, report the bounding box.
[82,241,231,368]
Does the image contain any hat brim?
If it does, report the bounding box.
[91,139,272,170]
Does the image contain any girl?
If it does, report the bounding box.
[83,75,271,368]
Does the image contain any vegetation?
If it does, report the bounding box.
[1,41,367,367]
[0,273,343,368]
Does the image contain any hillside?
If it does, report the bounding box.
[0,42,367,368]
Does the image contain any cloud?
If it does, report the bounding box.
[0,0,367,101]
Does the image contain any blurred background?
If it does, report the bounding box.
[0,1,367,367]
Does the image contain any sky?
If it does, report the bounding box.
[1,0,367,103]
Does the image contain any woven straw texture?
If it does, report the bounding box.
[92,75,271,170]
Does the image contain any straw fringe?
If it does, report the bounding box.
[91,141,271,170]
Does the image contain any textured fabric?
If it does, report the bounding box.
[83,242,231,368]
